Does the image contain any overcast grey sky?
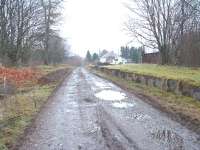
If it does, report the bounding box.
[59,0,140,57]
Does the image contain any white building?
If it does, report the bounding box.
[99,51,127,64]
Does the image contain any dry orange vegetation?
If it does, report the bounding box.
[0,67,41,87]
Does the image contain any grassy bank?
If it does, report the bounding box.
[0,64,73,149]
[91,69,200,134]
[35,64,71,75]
[105,64,200,86]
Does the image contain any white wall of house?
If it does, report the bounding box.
[99,52,127,64]
[100,58,106,63]
[111,57,127,64]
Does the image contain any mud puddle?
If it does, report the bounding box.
[83,98,95,103]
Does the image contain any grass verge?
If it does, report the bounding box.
[0,64,73,150]
[91,69,200,134]
[105,64,200,86]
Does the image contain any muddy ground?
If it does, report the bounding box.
[17,68,200,150]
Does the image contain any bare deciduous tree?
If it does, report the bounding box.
[0,0,64,66]
[125,0,176,64]
[40,0,63,65]
[126,0,200,65]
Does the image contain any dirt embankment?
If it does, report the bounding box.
[90,68,200,135]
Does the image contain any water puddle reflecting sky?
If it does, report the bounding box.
[95,90,126,101]
[112,101,135,108]
[94,81,109,88]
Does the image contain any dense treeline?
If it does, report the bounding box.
[127,0,200,66]
[0,0,67,66]
[120,46,143,63]
[86,50,99,63]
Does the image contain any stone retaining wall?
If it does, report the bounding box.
[94,66,200,101]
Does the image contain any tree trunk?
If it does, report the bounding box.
[160,45,169,65]
[176,0,185,65]
[42,0,52,65]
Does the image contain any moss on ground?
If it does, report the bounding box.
[92,69,200,133]
[105,64,200,86]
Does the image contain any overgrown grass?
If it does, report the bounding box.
[0,64,71,149]
[36,64,72,75]
[0,85,55,149]
[92,69,200,133]
[105,64,200,86]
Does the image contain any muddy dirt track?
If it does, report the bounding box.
[18,68,200,150]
